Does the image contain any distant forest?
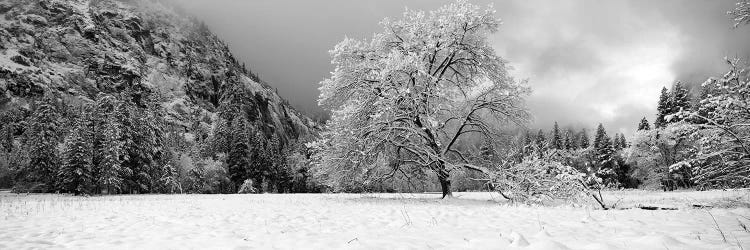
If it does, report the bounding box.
[0,86,323,194]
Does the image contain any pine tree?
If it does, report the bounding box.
[655,87,671,128]
[250,129,270,191]
[550,122,563,150]
[131,106,158,193]
[593,123,618,185]
[670,82,691,123]
[637,117,650,130]
[535,129,546,151]
[207,117,231,157]
[578,128,590,148]
[613,133,624,151]
[619,134,628,149]
[266,133,288,192]
[120,98,168,193]
[26,96,61,189]
[113,97,134,191]
[593,124,608,150]
[98,115,123,194]
[227,118,252,189]
[144,104,174,193]
[563,130,574,150]
[90,94,118,190]
[523,130,533,146]
[58,116,93,195]
[0,107,24,152]
[612,133,620,151]
[521,130,534,155]
[692,84,714,124]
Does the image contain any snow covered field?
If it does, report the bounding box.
[0,190,748,249]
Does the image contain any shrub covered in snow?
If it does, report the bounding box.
[626,122,699,189]
[237,179,257,194]
[484,150,611,208]
[490,156,582,203]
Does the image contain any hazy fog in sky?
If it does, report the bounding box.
[173,0,750,135]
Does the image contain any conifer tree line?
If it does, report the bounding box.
[516,121,635,188]
[509,70,749,192]
[198,84,321,194]
[0,88,322,195]
[0,91,177,194]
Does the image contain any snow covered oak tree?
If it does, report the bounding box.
[316,0,530,198]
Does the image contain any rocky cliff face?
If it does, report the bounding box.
[0,0,318,142]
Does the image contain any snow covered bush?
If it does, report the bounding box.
[237,179,257,194]
[182,155,232,194]
[485,150,611,208]
[626,122,699,189]
[285,145,326,193]
[490,155,582,203]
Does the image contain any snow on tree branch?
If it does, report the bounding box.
[314,0,530,198]
[729,1,750,28]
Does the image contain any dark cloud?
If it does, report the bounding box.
[172,0,749,136]
[492,0,750,135]
[652,0,750,90]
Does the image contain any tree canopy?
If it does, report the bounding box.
[316,0,529,198]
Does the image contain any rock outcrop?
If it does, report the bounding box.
[0,0,318,142]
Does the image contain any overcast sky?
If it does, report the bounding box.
[173,0,750,136]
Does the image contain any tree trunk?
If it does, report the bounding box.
[438,170,452,198]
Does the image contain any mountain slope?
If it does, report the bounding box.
[0,0,318,142]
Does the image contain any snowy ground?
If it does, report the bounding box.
[0,190,748,250]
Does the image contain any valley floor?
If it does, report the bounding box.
[0,190,748,249]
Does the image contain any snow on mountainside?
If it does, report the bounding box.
[0,0,318,141]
